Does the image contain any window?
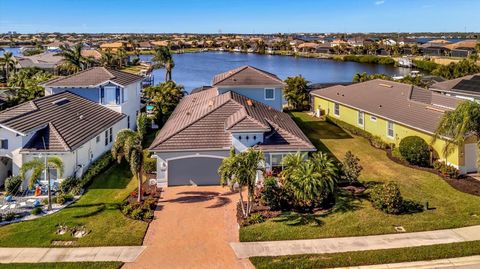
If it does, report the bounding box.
[0,139,8,149]
[358,111,364,126]
[334,103,340,116]
[271,154,283,168]
[96,135,100,143]
[105,130,108,146]
[109,127,113,143]
[238,136,242,140]
[101,86,117,105]
[253,135,257,140]
[387,121,394,138]
[265,88,275,100]
[371,116,377,122]
[127,116,130,129]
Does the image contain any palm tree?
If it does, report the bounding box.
[280,152,307,182]
[435,101,480,164]
[152,46,175,82]
[57,43,88,74]
[100,49,116,68]
[20,156,64,210]
[116,47,128,69]
[143,81,185,127]
[218,148,264,218]
[2,52,16,83]
[112,122,145,202]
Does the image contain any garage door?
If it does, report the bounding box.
[168,156,223,186]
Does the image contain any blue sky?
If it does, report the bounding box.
[0,0,478,33]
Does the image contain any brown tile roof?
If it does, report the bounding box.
[42,67,143,87]
[0,92,125,152]
[310,79,463,135]
[431,73,480,93]
[149,90,314,152]
[212,66,285,87]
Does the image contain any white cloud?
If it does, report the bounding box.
[375,0,385,5]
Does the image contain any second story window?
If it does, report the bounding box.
[265,88,275,100]
[101,86,119,105]
[0,139,8,149]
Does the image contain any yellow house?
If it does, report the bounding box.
[310,79,478,174]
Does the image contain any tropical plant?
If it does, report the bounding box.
[341,151,363,184]
[116,47,128,68]
[1,51,16,83]
[143,81,185,127]
[136,112,149,141]
[20,156,64,210]
[100,49,117,68]
[218,148,264,218]
[284,76,310,110]
[5,175,22,195]
[57,43,89,73]
[435,101,480,165]
[152,46,175,82]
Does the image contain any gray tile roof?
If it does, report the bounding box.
[212,66,285,87]
[149,89,314,152]
[0,92,125,152]
[431,73,480,94]
[310,79,463,135]
[43,67,143,87]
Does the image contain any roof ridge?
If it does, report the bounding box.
[43,67,97,86]
[248,66,285,84]
[212,66,248,85]
[48,122,71,151]
[265,119,313,148]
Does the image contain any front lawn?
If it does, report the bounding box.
[0,163,148,247]
[0,262,122,269]
[240,112,480,241]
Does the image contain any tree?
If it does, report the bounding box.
[143,81,185,127]
[435,101,480,164]
[6,67,52,107]
[284,76,309,110]
[1,51,16,83]
[218,148,264,218]
[57,43,89,74]
[136,112,149,142]
[341,151,363,183]
[432,59,480,80]
[20,156,64,210]
[116,47,128,69]
[100,49,117,68]
[152,46,175,82]
[111,128,144,202]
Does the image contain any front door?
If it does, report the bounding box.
[464,143,478,173]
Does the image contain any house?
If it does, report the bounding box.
[99,42,127,52]
[43,41,74,52]
[14,52,64,74]
[444,40,478,58]
[421,40,451,56]
[0,92,127,187]
[430,73,480,102]
[310,79,477,174]
[42,67,144,130]
[149,66,315,187]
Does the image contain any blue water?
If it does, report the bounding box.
[0,47,22,56]
[136,52,412,92]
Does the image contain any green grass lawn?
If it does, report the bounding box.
[0,262,122,269]
[240,112,480,241]
[250,240,480,269]
[0,163,148,247]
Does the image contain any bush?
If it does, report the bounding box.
[143,150,156,174]
[433,161,460,179]
[130,207,144,220]
[55,193,73,205]
[243,213,265,226]
[369,182,404,214]
[5,176,22,195]
[341,151,363,184]
[121,200,156,222]
[413,59,440,72]
[79,152,114,188]
[31,207,43,215]
[143,210,154,220]
[399,136,430,167]
[3,212,16,221]
[391,147,406,161]
[59,176,80,195]
[260,177,292,210]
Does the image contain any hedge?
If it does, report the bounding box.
[79,152,114,188]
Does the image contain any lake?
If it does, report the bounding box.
[138,52,412,92]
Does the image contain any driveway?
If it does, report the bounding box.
[123,186,253,269]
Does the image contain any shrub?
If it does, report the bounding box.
[399,136,430,167]
[413,59,440,72]
[369,182,404,214]
[55,193,73,205]
[143,197,157,210]
[143,150,156,174]
[243,213,265,226]
[391,147,406,161]
[261,177,292,210]
[121,200,156,221]
[433,161,460,179]
[59,176,80,195]
[341,151,363,184]
[31,207,43,215]
[143,210,154,220]
[5,176,22,195]
[3,212,16,221]
[130,207,144,220]
[79,152,114,188]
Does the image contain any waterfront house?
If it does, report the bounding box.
[0,92,127,187]
[430,73,480,102]
[310,80,477,174]
[42,67,143,131]
[149,66,315,186]
[421,39,451,56]
[14,52,64,74]
[444,40,478,58]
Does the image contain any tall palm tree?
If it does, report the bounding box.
[100,49,116,68]
[218,148,264,218]
[435,101,480,163]
[20,156,64,210]
[112,128,144,202]
[57,43,88,74]
[1,52,16,83]
[116,47,128,69]
[152,46,175,82]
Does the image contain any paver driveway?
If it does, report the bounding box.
[123,186,253,269]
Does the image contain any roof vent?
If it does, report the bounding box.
[186,111,191,116]
[79,114,84,120]
[379,105,382,108]
[379,83,393,88]
[247,99,253,106]
[53,98,70,106]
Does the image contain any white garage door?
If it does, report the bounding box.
[168,156,223,186]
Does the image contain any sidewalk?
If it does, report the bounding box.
[335,255,480,269]
[230,225,480,258]
[0,246,146,263]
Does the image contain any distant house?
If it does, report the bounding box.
[42,67,143,130]
[421,40,451,56]
[43,41,74,52]
[445,40,478,58]
[149,66,315,186]
[430,73,480,102]
[14,52,64,74]
[0,92,127,187]
[138,41,153,50]
[398,37,419,46]
[99,42,127,52]
[310,80,477,174]
[297,42,320,53]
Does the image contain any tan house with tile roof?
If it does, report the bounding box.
[149,66,314,187]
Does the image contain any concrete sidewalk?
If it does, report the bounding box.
[0,246,146,263]
[335,255,480,269]
[230,225,480,258]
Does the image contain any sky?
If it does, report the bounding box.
[0,0,479,34]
